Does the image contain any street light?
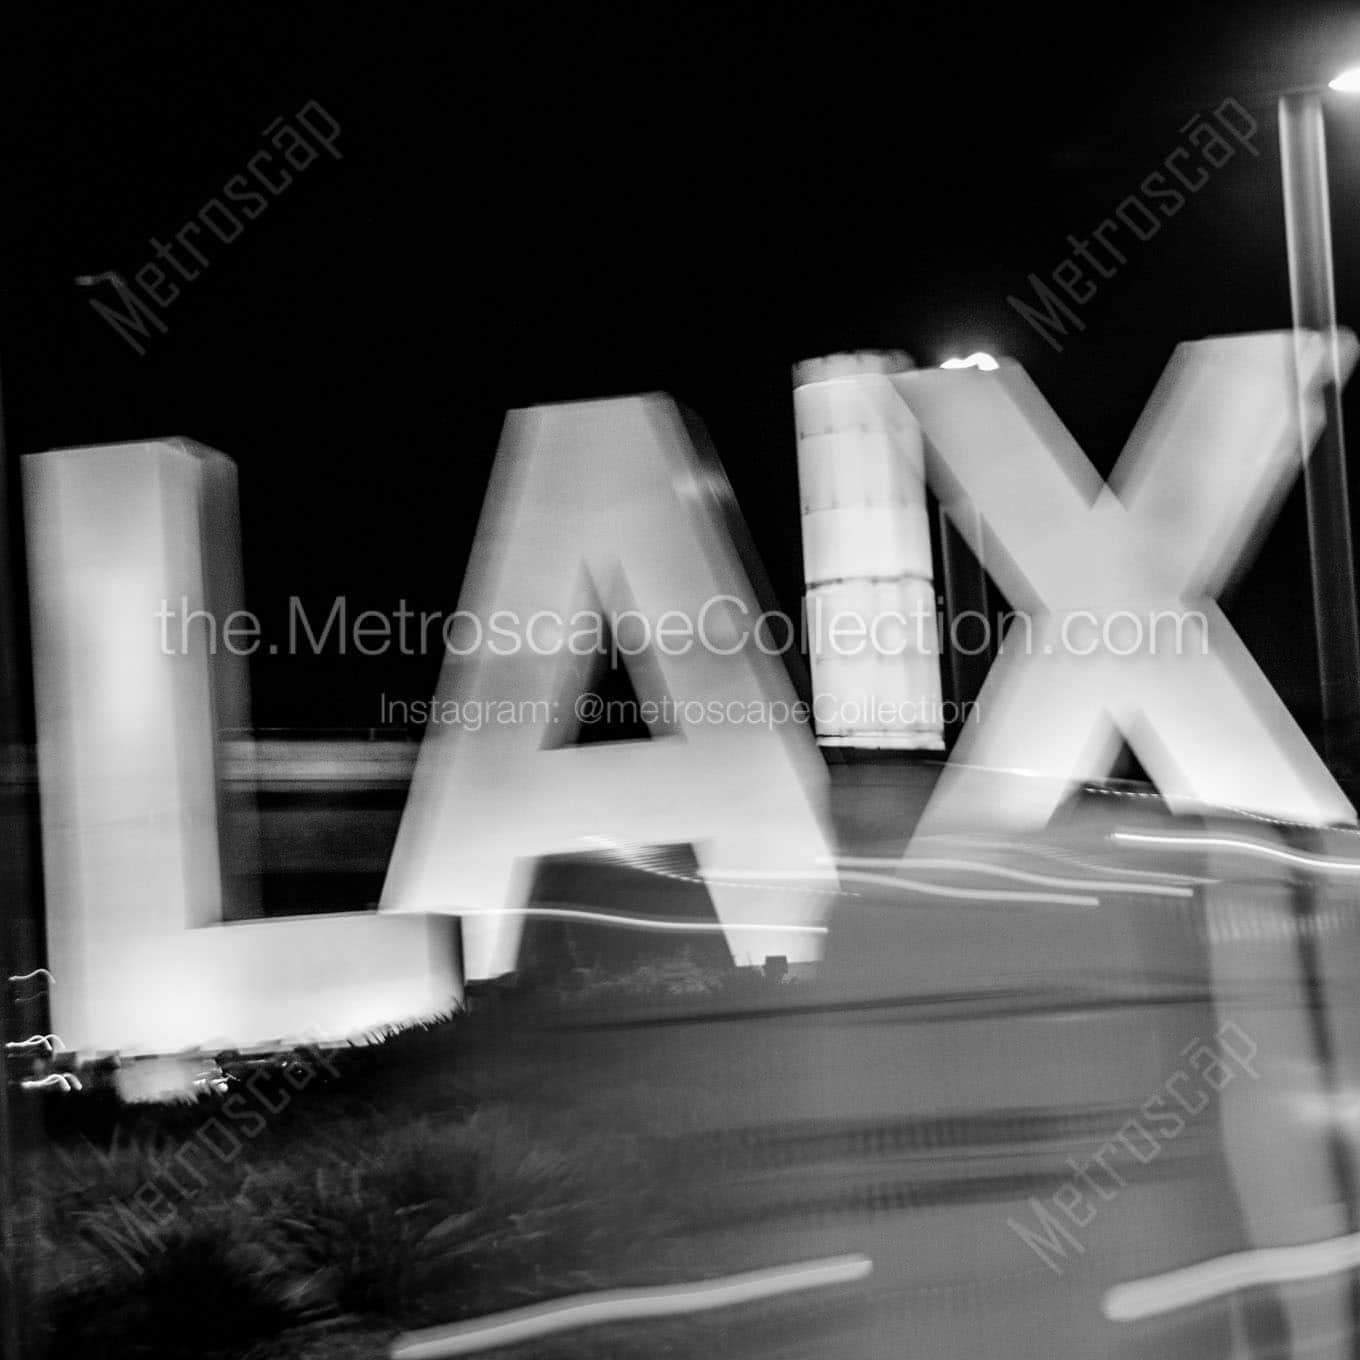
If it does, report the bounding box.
[940,351,999,371]
[1278,71,1360,782]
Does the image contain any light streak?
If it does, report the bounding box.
[1104,1232,1360,1322]
[391,1254,873,1358]
[450,905,828,935]
[834,868,1098,907]
[1113,830,1360,874]
[827,854,1193,897]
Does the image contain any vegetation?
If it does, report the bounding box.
[18,957,795,1359]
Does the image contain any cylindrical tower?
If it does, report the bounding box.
[792,351,944,750]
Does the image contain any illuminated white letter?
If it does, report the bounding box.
[896,331,1357,834]
[381,396,835,978]
[24,440,459,1053]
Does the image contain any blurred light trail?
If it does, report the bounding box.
[451,905,829,935]
[940,351,999,370]
[828,853,1194,897]
[6,969,54,986]
[391,1254,873,1358]
[903,332,1358,838]
[587,839,1099,904]
[834,868,1098,907]
[688,862,1094,905]
[586,838,839,898]
[1113,830,1360,873]
[918,832,1215,883]
[1330,67,1360,94]
[1103,1232,1360,1321]
[4,1034,64,1054]
[19,1073,80,1093]
[1294,1089,1360,1127]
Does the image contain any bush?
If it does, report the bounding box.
[30,1099,674,1356]
[23,957,779,1358]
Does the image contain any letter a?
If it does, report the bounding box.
[381,396,835,978]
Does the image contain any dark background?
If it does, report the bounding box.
[3,0,1359,735]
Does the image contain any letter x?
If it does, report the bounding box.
[893,330,1357,834]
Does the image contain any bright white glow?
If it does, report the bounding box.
[392,1255,873,1359]
[940,351,999,371]
[1112,830,1360,873]
[1104,1232,1360,1322]
[1328,67,1360,94]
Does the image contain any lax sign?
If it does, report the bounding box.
[25,329,1354,1050]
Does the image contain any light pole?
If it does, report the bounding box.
[1280,69,1360,784]
[1275,70,1360,1360]
[933,352,1001,730]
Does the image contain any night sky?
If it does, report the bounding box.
[3,1,1360,734]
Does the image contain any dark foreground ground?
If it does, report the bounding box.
[17,822,1360,1360]
[19,961,813,1360]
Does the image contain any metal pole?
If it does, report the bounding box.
[1279,97,1360,1360]
[936,504,995,731]
[1279,90,1360,783]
